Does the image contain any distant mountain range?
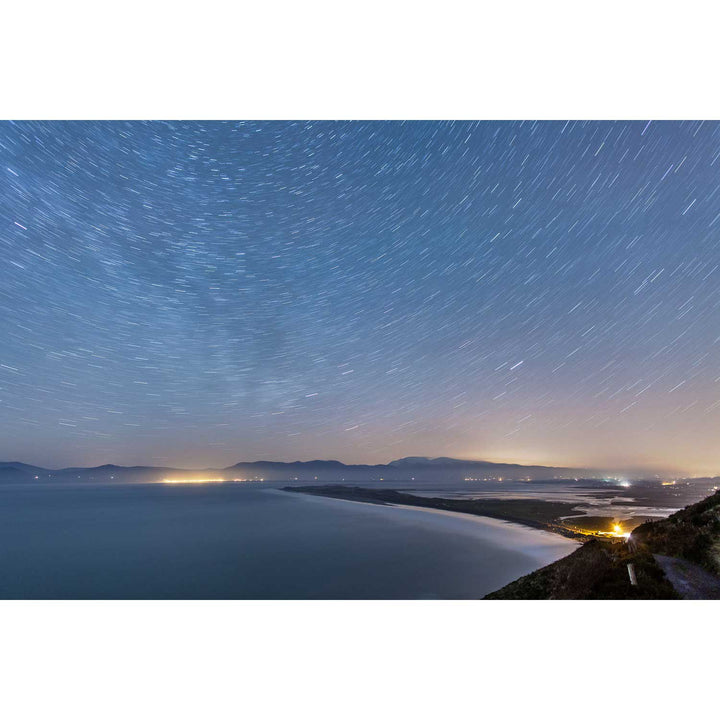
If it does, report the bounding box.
[0,456,583,485]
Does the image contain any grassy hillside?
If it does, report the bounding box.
[486,488,720,599]
[485,539,678,599]
[631,488,720,574]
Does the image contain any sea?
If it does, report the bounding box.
[0,482,578,599]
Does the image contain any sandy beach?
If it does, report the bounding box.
[288,491,579,567]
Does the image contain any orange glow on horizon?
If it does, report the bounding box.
[161,477,265,484]
[161,477,228,484]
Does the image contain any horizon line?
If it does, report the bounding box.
[0,455,707,477]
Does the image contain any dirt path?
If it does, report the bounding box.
[653,554,720,599]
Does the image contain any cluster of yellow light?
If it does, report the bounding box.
[161,477,265,485]
[161,477,228,484]
[567,522,631,540]
[604,523,631,539]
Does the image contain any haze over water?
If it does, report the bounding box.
[0,483,576,599]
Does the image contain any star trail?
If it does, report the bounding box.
[1,120,719,473]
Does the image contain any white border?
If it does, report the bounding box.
[1,601,716,719]
[2,1,719,119]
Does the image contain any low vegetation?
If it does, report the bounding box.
[485,539,678,599]
[632,488,720,574]
[487,489,720,599]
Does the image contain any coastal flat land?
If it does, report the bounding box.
[283,485,585,538]
[284,484,679,540]
[559,514,656,535]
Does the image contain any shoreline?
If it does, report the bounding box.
[285,487,579,573]
[285,488,574,537]
[282,485,587,540]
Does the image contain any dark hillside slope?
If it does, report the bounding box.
[485,539,678,599]
[486,489,720,599]
[631,488,720,574]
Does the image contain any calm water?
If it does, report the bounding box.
[0,484,577,599]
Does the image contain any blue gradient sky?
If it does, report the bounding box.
[2,121,719,474]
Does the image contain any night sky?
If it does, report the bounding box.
[2,121,719,474]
